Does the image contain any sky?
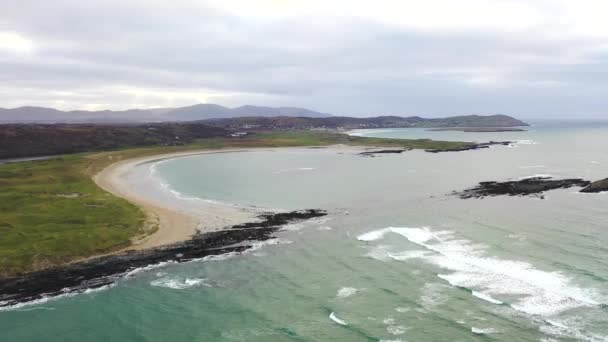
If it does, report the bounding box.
[1,0,608,118]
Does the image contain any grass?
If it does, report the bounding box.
[0,155,144,277]
[0,131,470,276]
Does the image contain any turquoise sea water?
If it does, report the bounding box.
[2,121,608,341]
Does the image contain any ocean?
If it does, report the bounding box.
[2,120,607,341]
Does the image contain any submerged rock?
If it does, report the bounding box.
[426,141,512,153]
[454,177,591,199]
[0,209,327,308]
[580,178,608,193]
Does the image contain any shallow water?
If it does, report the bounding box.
[2,121,608,341]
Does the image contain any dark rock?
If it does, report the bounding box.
[580,178,608,193]
[359,149,408,157]
[454,177,591,199]
[426,141,512,153]
[0,209,326,308]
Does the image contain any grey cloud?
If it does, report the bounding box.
[1,0,608,117]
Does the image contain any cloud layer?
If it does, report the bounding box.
[1,0,608,117]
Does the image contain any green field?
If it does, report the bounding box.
[0,131,470,276]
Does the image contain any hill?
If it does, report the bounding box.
[0,104,331,123]
[0,123,228,159]
[202,114,528,130]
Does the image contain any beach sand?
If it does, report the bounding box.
[94,149,260,250]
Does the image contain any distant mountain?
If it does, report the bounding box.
[231,105,330,118]
[202,114,529,130]
[0,104,527,128]
[420,115,529,128]
[0,104,331,123]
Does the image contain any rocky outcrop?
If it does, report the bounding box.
[359,149,408,157]
[426,141,512,153]
[454,177,591,199]
[580,178,608,193]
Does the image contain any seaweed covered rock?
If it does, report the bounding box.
[580,178,608,193]
[455,177,591,199]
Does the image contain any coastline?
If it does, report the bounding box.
[93,149,260,251]
[93,146,367,252]
[0,146,345,307]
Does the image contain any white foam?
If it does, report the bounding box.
[387,325,407,335]
[540,319,608,342]
[471,327,497,334]
[388,250,433,261]
[247,238,292,252]
[383,317,396,325]
[516,139,539,145]
[519,174,554,180]
[0,284,114,312]
[125,260,176,277]
[150,277,213,290]
[201,252,240,262]
[358,227,605,317]
[329,312,348,325]
[281,223,305,231]
[545,319,570,329]
[472,291,503,305]
[357,228,392,241]
[507,233,527,242]
[364,245,393,261]
[418,283,450,309]
[337,287,359,299]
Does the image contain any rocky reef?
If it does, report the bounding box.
[359,149,408,157]
[0,209,326,308]
[454,177,591,199]
[426,141,512,153]
[580,178,608,193]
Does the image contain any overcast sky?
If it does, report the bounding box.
[1,0,608,118]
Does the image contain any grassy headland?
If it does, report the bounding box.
[0,131,470,277]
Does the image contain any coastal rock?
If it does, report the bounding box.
[425,141,512,153]
[454,177,591,199]
[0,209,327,308]
[359,149,408,157]
[580,178,608,193]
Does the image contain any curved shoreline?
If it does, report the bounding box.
[93,146,366,252]
[93,149,261,251]
[1,147,340,308]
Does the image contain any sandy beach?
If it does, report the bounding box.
[93,149,262,250]
[93,146,367,251]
